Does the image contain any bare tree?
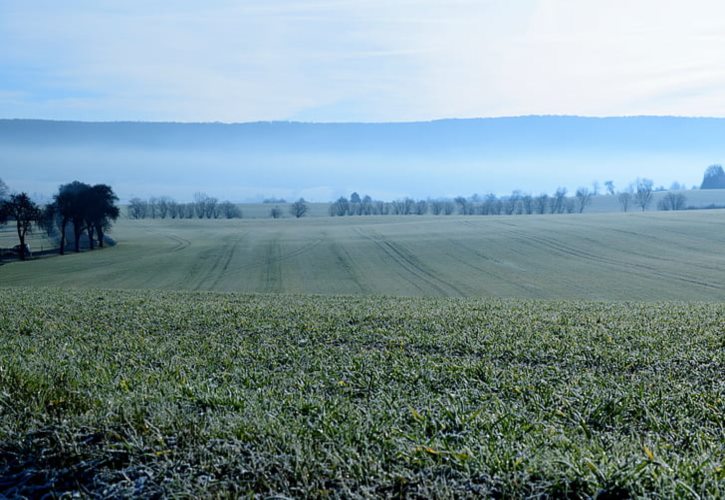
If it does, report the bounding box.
[618,189,632,212]
[658,192,687,211]
[148,197,159,219]
[430,200,444,215]
[193,192,208,218]
[503,191,522,215]
[204,197,219,218]
[0,178,8,202]
[414,199,428,215]
[521,194,534,215]
[167,200,179,219]
[361,195,373,215]
[218,201,242,218]
[270,206,283,219]
[551,188,567,214]
[634,178,654,211]
[485,194,501,215]
[290,198,309,218]
[565,198,576,213]
[128,198,148,219]
[157,197,170,219]
[534,194,549,214]
[575,187,592,213]
[454,196,474,215]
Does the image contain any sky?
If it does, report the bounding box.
[3,0,725,122]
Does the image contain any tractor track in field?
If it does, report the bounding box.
[166,234,192,252]
[504,227,723,292]
[328,240,371,294]
[185,234,326,291]
[355,228,465,296]
[463,218,715,290]
[205,233,247,290]
[263,239,282,293]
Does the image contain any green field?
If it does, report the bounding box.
[2,210,724,497]
[1,289,722,497]
[2,210,725,300]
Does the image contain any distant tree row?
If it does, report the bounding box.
[128,193,241,219]
[0,179,119,259]
[329,188,597,217]
[329,180,691,218]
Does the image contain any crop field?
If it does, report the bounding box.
[2,210,725,300]
[1,210,724,497]
[0,288,722,497]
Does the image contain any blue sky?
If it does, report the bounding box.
[3,0,725,122]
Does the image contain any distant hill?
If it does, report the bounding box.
[1,116,724,201]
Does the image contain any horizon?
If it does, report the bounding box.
[4,113,725,126]
[1,116,720,203]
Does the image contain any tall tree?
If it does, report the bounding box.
[700,164,725,189]
[87,184,120,248]
[1,193,41,260]
[575,187,592,213]
[551,188,568,214]
[54,181,92,253]
[634,178,654,212]
[618,190,632,212]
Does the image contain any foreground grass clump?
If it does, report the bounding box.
[0,288,722,497]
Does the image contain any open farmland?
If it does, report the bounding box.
[0,288,722,497]
[2,210,725,300]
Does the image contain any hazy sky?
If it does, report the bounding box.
[2,0,725,122]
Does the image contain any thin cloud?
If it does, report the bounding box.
[2,1,725,121]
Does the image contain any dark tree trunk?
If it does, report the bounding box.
[96,224,104,248]
[74,227,82,253]
[16,220,26,261]
[87,223,95,250]
[59,219,67,255]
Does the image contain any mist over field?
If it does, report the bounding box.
[2,116,723,202]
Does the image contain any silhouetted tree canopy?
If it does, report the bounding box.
[86,184,120,249]
[290,198,309,218]
[50,181,119,254]
[701,164,725,189]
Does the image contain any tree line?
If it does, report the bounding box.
[128,195,312,220]
[128,193,241,219]
[0,179,119,260]
[328,179,685,217]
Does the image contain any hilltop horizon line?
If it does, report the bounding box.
[3,114,725,126]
